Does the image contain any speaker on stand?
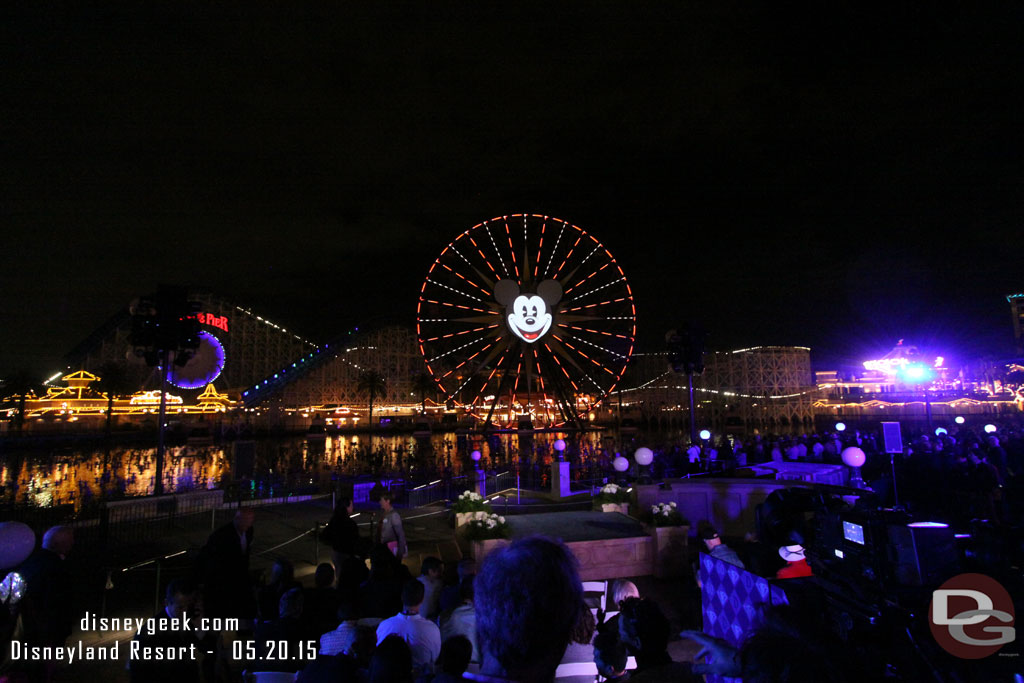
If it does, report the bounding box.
[881,422,903,508]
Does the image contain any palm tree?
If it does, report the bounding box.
[2,370,39,434]
[412,372,437,415]
[357,370,388,429]
[95,362,136,442]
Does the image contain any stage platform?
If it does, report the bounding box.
[473,511,656,580]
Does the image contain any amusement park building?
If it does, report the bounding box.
[615,346,818,433]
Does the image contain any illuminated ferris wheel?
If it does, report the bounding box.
[417,214,636,428]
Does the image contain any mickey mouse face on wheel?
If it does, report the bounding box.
[494,279,563,344]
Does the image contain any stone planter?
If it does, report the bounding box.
[649,524,689,578]
[471,537,510,564]
[455,512,473,528]
[599,502,630,515]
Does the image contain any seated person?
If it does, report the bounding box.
[593,630,629,683]
[254,587,314,672]
[319,600,359,657]
[370,634,414,683]
[439,577,478,662]
[303,562,342,638]
[471,536,585,683]
[376,580,442,676]
[419,634,473,683]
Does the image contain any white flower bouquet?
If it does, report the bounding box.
[464,511,510,540]
[647,501,687,527]
[453,490,492,513]
[594,482,631,504]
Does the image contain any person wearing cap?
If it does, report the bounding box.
[699,527,745,569]
[775,544,813,579]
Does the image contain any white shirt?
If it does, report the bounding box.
[376,611,442,674]
[320,620,359,656]
[440,603,479,662]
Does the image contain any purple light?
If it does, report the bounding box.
[907,522,948,528]
[167,331,226,390]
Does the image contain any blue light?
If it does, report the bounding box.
[243,391,248,396]
[699,429,711,440]
[835,422,846,432]
[935,427,947,436]
[898,362,933,383]
[908,522,948,528]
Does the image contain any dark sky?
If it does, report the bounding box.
[3,3,1023,379]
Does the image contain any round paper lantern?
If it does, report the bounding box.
[954,416,965,425]
[841,447,866,468]
[634,447,654,466]
[471,450,482,461]
[984,424,997,434]
[612,455,630,472]
[553,439,566,453]
[835,422,846,432]
[0,522,35,570]
[934,427,947,436]
[699,429,711,440]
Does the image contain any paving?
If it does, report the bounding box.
[26,496,701,682]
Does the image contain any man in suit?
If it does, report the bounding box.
[129,579,209,683]
[198,508,257,625]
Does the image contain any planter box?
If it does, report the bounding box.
[455,512,473,528]
[471,537,510,564]
[599,502,630,515]
[649,525,689,578]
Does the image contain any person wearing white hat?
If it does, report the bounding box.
[775,544,813,579]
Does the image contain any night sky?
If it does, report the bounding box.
[3,4,1023,380]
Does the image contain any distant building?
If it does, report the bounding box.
[1009,292,1024,355]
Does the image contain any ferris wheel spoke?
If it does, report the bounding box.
[466,234,502,280]
[558,243,603,289]
[563,262,613,296]
[424,278,489,305]
[482,221,511,279]
[533,217,548,281]
[557,323,633,343]
[501,217,520,279]
[552,234,583,280]
[448,243,497,290]
[566,276,626,303]
[423,324,500,343]
[541,220,568,280]
[438,262,491,296]
[553,329,630,362]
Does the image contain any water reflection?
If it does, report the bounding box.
[0,430,624,509]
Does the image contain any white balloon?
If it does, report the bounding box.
[613,456,630,472]
[634,447,654,466]
[0,522,36,570]
[841,447,866,468]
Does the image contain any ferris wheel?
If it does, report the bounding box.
[417,214,636,428]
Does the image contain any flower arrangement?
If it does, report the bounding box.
[594,483,631,505]
[464,511,511,540]
[647,501,687,527]
[453,490,492,513]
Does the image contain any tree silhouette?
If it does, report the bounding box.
[357,370,388,428]
[95,362,136,442]
[2,370,39,434]
[412,372,437,415]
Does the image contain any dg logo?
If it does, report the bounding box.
[929,573,1016,659]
